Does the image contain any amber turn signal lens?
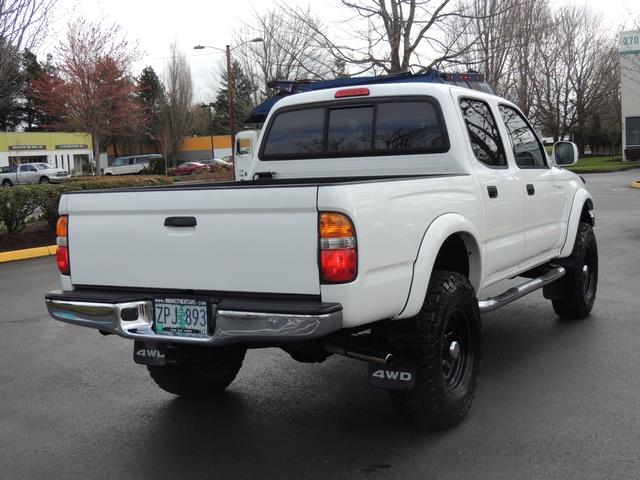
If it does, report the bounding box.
[319,212,354,238]
[56,215,68,238]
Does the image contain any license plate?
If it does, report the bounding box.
[153,297,210,338]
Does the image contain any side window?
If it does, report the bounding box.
[262,108,325,156]
[375,102,445,151]
[459,99,507,168]
[498,105,547,168]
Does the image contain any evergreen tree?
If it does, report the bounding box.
[23,51,59,131]
[212,60,255,134]
[0,39,24,130]
[136,66,165,145]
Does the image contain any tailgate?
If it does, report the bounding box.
[65,185,320,295]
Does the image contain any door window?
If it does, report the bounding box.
[498,105,547,168]
[459,99,507,168]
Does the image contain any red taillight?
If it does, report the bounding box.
[319,212,357,283]
[321,249,357,283]
[56,246,70,275]
[56,215,70,275]
[334,87,370,98]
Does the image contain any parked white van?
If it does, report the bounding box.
[103,154,162,176]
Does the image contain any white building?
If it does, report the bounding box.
[621,31,640,161]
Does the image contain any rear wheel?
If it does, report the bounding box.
[391,271,482,430]
[551,222,598,319]
[147,347,246,397]
[2,179,12,187]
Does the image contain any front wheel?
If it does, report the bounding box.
[147,346,246,397]
[39,176,50,184]
[2,179,12,187]
[391,271,482,430]
[551,222,598,319]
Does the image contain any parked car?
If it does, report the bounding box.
[0,163,69,186]
[103,154,162,176]
[198,158,232,170]
[170,161,208,175]
[45,79,597,430]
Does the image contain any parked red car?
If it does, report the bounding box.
[170,162,207,175]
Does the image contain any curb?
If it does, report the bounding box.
[631,181,640,189]
[0,245,57,264]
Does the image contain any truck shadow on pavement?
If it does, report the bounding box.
[133,304,598,478]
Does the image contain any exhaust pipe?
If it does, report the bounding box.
[324,340,394,366]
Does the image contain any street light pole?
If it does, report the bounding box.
[226,44,236,161]
[200,102,215,159]
[194,38,263,161]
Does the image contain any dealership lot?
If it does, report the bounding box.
[1,170,639,480]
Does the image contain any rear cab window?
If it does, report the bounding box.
[260,97,449,160]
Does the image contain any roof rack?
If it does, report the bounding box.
[245,69,493,124]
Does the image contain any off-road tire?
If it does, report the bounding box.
[551,222,598,319]
[391,271,482,430]
[147,347,246,397]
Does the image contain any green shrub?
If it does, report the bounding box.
[141,157,167,175]
[1,176,175,234]
[34,184,65,231]
[0,185,40,234]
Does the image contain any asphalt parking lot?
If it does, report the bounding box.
[1,170,639,480]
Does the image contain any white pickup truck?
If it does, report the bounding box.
[0,163,69,186]
[45,82,597,429]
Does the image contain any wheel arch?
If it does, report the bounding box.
[394,213,483,320]
[559,189,594,258]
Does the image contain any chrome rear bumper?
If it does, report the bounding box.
[45,290,343,346]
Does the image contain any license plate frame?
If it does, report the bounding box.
[153,296,213,339]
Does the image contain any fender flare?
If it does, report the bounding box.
[394,213,484,320]
[558,189,594,258]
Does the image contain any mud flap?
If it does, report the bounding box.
[368,360,416,390]
[133,341,167,366]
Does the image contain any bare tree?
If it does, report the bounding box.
[285,0,491,75]
[453,0,517,94]
[529,5,617,149]
[0,0,58,129]
[0,0,57,51]
[160,42,193,169]
[234,7,336,103]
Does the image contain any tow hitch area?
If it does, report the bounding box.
[368,360,416,390]
[133,341,167,366]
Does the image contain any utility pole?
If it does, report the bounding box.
[201,102,215,159]
[226,44,235,161]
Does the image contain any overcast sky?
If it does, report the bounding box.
[38,0,640,102]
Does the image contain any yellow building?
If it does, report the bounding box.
[0,132,93,175]
[178,135,232,161]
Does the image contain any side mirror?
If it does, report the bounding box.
[553,141,579,166]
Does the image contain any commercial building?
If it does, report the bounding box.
[621,30,640,161]
[176,135,232,162]
[0,132,93,174]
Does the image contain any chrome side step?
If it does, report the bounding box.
[478,266,565,314]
